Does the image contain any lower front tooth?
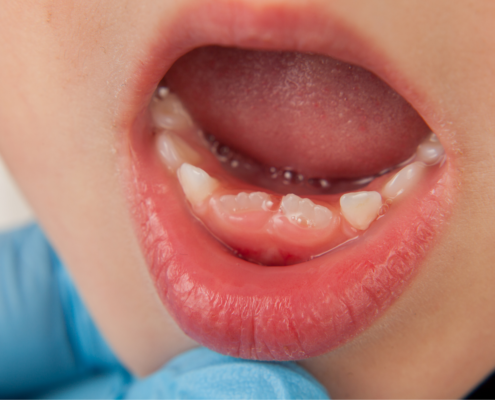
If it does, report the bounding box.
[177,163,219,206]
[281,194,333,229]
[340,191,382,230]
[156,132,201,171]
[381,161,425,199]
[219,191,272,213]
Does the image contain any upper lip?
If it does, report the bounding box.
[122,0,456,361]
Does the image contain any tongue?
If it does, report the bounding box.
[165,46,430,179]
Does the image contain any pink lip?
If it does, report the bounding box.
[123,1,456,360]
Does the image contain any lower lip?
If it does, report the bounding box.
[128,119,454,361]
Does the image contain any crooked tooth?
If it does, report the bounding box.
[156,132,201,171]
[416,136,445,165]
[177,164,219,206]
[219,192,272,213]
[151,92,194,131]
[340,191,382,230]
[281,194,333,229]
[381,161,426,199]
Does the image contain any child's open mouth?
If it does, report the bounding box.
[124,2,456,361]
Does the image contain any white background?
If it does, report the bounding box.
[0,155,34,231]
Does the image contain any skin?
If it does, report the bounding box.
[0,0,494,397]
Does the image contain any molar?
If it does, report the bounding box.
[177,163,219,206]
[381,161,426,199]
[151,91,194,131]
[340,191,382,230]
[156,132,201,171]
[416,134,445,165]
[281,194,333,229]
[219,192,273,213]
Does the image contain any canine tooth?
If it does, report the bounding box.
[382,162,426,199]
[340,191,382,230]
[151,92,193,131]
[219,192,271,213]
[177,164,219,206]
[416,139,445,165]
[281,194,333,229]
[156,132,201,171]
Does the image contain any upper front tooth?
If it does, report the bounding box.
[281,194,333,229]
[416,138,445,165]
[219,192,272,213]
[177,164,219,206]
[151,92,194,131]
[381,161,426,199]
[156,132,201,171]
[340,191,382,230]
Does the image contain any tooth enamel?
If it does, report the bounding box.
[340,191,382,230]
[177,163,219,206]
[381,161,426,199]
[157,87,169,99]
[416,138,445,165]
[219,191,272,213]
[156,132,201,171]
[281,194,333,229]
[151,92,194,131]
[427,132,439,142]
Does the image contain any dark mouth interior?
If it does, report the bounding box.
[163,45,431,194]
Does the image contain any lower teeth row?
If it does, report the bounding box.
[150,86,445,265]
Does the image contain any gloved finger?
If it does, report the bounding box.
[0,224,123,398]
[37,348,329,399]
[37,371,132,399]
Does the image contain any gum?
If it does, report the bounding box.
[200,193,343,265]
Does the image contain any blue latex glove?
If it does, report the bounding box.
[0,224,330,399]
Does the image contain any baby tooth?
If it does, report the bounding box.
[416,139,445,165]
[177,164,219,206]
[156,132,201,171]
[219,191,271,213]
[151,92,194,131]
[280,194,300,215]
[281,194,333,229]
[382,162,426,199]
[157,87,170,99]
[340,191,382,230]
[236,192,251,209]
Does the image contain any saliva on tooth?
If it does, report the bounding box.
[149,86,446,266]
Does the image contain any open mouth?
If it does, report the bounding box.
[123,2,456,361]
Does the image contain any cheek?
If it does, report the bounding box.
[0,1,198,376]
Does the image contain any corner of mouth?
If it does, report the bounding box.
[118,1,459,361]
